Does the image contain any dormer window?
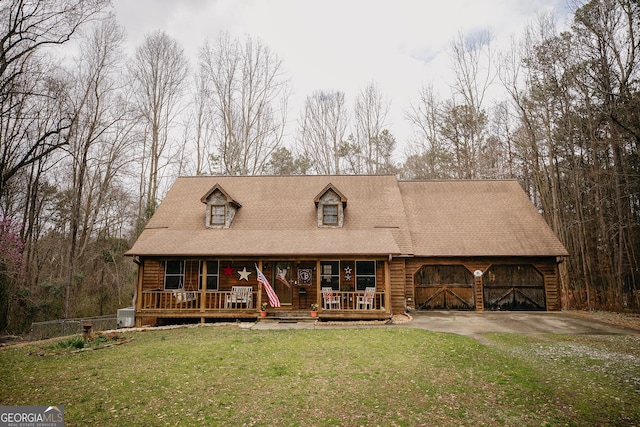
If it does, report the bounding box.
[315,183,347,228]
[201,184,241,229]
[209,205,226,226]
[323,204,338,225]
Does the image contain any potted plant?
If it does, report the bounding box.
[310,303,318,318]
[260,302,268,317]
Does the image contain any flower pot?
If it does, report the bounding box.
[310,311,318,318]
[260,311,267,318]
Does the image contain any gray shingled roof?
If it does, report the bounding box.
[398,180,568,257]
[126,176,568,258]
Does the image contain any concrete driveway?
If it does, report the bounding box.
[403,311,640,336]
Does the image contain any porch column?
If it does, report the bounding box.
[316,260,322,310]
[200,260,207,313]
[472,264,488,312]
[256,260,263,310]
[135,257,144,327]
[384,257,391,315]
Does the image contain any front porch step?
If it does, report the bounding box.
[260,311,316,321]
[258,319,317,325]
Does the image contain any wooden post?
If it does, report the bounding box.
[385,257,391,315]
[473,265,487,312]
[316,260,322,311]
[82,322,93,341]
[474,275,484,312]
[256,260,263,311]
[200,260,207,313]
[135,258,144,327]
[135,258,143,312]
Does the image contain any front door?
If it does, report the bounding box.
[273,262,293,305]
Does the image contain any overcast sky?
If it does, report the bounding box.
[110,0,573,156]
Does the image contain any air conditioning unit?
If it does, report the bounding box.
[117,307,135,328]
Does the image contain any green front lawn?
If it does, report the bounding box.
[1,325,639,426]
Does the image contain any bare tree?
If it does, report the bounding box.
[404,31,495,180]
[199,32,289,175]
[0,0,108,325]
[62,16,134,318]
[445,30,495,178]
[488,101,518,179]
[0,0,108,199]
[297,90,349,174]
[352,82,391,174]
[439,101,488,179]
[129,31,189,219]
[189,68,216,175]
[494,2,640,310]
[404,84,453,179]
[499,14,574,303]
[571,0,640,307]
[449,30,494,112]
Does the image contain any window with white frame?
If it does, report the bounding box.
[209,205,226,226]
[355,261,376,291]
[322,204,338,225]
[164,260,184,290]
[320,261,340,290]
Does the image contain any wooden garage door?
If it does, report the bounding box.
[415,265,475,310]
[483,265,545,311]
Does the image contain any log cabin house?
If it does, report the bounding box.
[126,175,568,326]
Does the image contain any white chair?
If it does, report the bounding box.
[322,287,341,310]
[356,287,376,310]
[226,286,253,308]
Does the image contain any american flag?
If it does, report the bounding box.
[255,264,280,308]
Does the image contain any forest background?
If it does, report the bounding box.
[0,0,638,333]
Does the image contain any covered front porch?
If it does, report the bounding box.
[137,289,389,324]
[134,258,392,326]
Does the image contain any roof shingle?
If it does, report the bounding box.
[127,176,568,258]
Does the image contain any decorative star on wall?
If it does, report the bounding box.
[222,265,234,276]
[344,266,352,275]
[238,267,251,281]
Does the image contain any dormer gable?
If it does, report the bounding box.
[314,183,347,228]
[200,184,241,228]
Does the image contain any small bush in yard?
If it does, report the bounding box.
[51,336,86,350]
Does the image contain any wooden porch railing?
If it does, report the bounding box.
[140,290,258,312]
[321,291,385,311]
[139,290,385,313]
